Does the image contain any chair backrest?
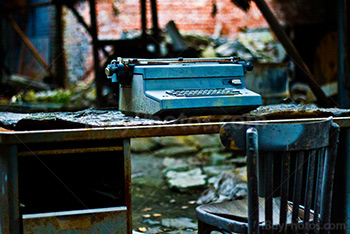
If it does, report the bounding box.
[220,118,339,234]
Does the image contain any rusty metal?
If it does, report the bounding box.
[0,116,349,234]
[22,207,127,233]
[120,57,238,64]
[0,128,132,233]
[0,145,20,234]
[123,139,132,234]
[1,117,349,145]
[17,146,123,156]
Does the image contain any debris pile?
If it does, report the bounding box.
[9,82,97,111]
[131,134,248,201]
[131,134,248,233]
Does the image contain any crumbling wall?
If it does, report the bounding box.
[63,0,282,82]
[98,0,277,38]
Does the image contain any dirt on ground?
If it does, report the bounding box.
[131,153,204,234]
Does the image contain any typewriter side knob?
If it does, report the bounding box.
[246,62,253,71]
[236,60,253,73]
[105,61,133,86]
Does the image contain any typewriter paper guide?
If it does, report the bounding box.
[119,63,262,117]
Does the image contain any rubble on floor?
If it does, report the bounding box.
[197,169,248,204]
[131,133,248,233]
[132,133,248,195]
[165,168,207,192]
[161,217,197,230]
[154,146,198,158]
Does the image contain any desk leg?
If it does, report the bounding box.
[123,139,132,234]
[0,145,20,234]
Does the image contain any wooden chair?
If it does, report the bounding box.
[196,118,339,234]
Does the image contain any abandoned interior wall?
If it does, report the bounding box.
[63,0,280,83]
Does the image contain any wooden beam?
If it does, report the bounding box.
[150,0,160,56]
[68,5,109,58]
[6,16,53,76]
[141,0,147,40]
[254,0,335,107]
[88,0,103,107]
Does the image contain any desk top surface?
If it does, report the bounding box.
[1,104,350,144]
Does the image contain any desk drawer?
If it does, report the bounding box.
[23,207,127,234]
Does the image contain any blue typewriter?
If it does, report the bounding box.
[105,57,262,118]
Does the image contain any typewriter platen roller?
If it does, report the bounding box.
[106,57,262,118]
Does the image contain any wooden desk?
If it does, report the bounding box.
[1,116,350,234]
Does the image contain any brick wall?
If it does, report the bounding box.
[96,0,277,39]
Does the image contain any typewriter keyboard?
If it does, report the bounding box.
[166,88,241,97]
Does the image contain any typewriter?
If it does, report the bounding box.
[105,57,262,118]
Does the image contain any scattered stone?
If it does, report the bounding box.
[210,153,228,165]
[142,207,152,212]
[216,39,252,59]
[161,217,197,229]
[154,146,197,157]
[184,135,222,150]
[142,214,151,218]
[207,175,218,185]
[202,165,235,177]
[196,147,224,162]
[145,227,163,233]
[153,213,162,217]
[143,219,161,225]
[163,157,188,170]
[131,138,159,153]
[181,206,188,209]
[187,200,196,205]
[165,168,207,191]
[169,199,176,203]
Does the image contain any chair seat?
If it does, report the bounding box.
[196,197,313,233]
